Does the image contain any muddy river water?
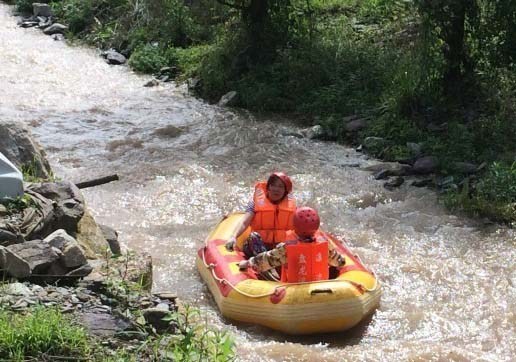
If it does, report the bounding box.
[1,4,514,361]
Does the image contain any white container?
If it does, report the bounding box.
[0,152,24,199]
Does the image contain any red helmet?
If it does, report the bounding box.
[293,207,320,237]
[267,172,293,194]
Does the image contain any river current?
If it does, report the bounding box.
[1,4,514,361]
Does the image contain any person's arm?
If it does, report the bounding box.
[239,243,287,272]
[328,244,346,267]
[226,201,254,250]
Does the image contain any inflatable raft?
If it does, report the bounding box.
[196,213,381,335]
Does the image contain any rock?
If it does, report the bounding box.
[3,282,32,296]
[33,3,52,17]
[303,125,325,140]
[101,50,127,65]
[20,21,39,28]
[0,120,52,179]
[154,292,177,303]
[79,311,131,337]
[3,240,59,278]
[43,23,68,35]
[0,227,18,245]
[46,261,69,276]
[28,181,85,234]
[44,229,77,250]
[99,224,121,255]
[374,169,391,180]
[413,156,438,174]
[37,16,52,29]
[384,176,405,190]
[66,263,93,277]
[61,243,87,268]
[187,77,201,91]
[453,162,478,175]
[152,125,183,139]
[76,210,108,258]
[278,127,304,138]
[218,91,238,107]
[142,307,172,332]
[344,118,367,133]
[144,79,160,87]
[52,34,65,41]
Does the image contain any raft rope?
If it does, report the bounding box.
[200,246,378,298]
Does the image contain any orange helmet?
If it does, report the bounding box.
[293,207,320,237]
[267,172,293,194]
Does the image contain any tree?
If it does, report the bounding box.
[417,0,479,95]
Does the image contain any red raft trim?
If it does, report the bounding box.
[200,239,250,297]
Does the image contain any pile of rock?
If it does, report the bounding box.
[0,180,94,281]
[18,3,67,41]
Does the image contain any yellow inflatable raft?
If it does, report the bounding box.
[196,213,381,335]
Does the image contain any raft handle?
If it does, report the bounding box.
[310,288,333,295]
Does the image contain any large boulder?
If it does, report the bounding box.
[0,240,59,278]
[0,120,52,179]
[27,181,85,234]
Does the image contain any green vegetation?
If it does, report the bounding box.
[9,0,515,223]
[0,304,235,361]
[0,194,38,214]
[0,307,92,361]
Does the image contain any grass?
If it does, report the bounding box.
[0,307,92,361]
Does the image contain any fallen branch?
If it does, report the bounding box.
[75,174,119,189]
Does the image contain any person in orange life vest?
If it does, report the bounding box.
[238,207,345,282]
[225,172,296,258]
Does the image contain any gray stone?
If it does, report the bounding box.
[218,91,238,107]
[44,229,76,250]
[2,282,32,296]
[61,243,87,268]
[384,176,405,190]
[79,312,131,337]
[33,3,52,17]
[46,261,69,276]
[144,79,160,87]
[142,307,171,332]
[188,77,201,91]
[0,120,52,179]
[28,182,85,234]
[66,263,93,277]
[0,204,7,216]
[303,125,325,140]
[413,156,438,174]
[152,126,183,139]
[99,224,120,255]
[102,50,126,65]
[0,229,19,244]
[43,23,68,35]
[3,240,59,278]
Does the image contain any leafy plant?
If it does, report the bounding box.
[0,307,92,361]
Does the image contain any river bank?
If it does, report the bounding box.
[6,0,514,224]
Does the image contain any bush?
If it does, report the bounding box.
[129,44,168,74]
[445,162,516,224]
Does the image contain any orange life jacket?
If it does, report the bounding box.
[250,182,296,247]
[281,230,329,283]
